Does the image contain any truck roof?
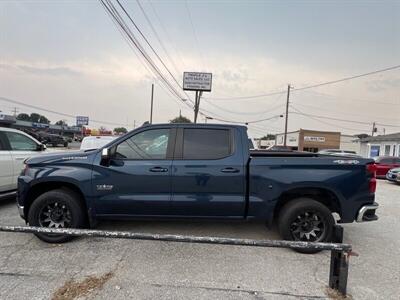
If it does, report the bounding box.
[142,123,247,130]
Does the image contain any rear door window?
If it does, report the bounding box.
[182,129,231,159]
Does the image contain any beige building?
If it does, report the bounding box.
[275,129,357,153]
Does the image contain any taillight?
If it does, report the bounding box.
[369,178,377,193]
[366,163,377,193]
[366,163,377,177]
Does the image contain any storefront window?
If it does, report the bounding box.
[370,145,380,157]
[384,145,391,156]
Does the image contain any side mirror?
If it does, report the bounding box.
[101,148,109,159]
[37,143,46,151]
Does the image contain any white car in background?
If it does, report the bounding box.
[0,127,46,199]
[80,135,117,151]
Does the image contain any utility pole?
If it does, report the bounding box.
[283,84,291,146]
[150,83,154,124]
[194,91,203,123]
[371,122,376,136]
[194,91,199,123]
[12,107,18,117]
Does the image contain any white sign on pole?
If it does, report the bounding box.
[183,72,212,92]
[76,116,89,126]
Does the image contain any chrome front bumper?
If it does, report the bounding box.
[17,204,25,219]
[356,203,379,222]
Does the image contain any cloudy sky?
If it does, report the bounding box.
[0,0,399,137]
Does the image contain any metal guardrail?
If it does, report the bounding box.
[0,225,352,296]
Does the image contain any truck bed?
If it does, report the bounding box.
[250,150,319,157]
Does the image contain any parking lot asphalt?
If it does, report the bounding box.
[0,180,399,300]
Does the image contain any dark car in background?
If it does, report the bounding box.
[375,156,400,178]
[41,132,68,147]
[24,130,68,147]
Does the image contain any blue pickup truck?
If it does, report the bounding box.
[17,124,378,250]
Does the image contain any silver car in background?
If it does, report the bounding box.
[318,149,361,157]
[386,168,400,182]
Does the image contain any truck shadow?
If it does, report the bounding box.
[96,219,281,241]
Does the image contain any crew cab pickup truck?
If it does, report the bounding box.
[17,124,379,250]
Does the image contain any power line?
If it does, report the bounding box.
[291,101,399,122]
[0,96,134,127]
[294,89,400,106]
[202,94,285,116]
[135,0,181,76]
[205,90,286,101]
[148,0,187,70]
[101,0,192,107]
[294,64,400,91]
[289,106,370,132]
[101,0,221,122]
[115,0,189,100]
[290,105,400,129]
[204,64,400,101]
[99,0,193,113]
[184,0,207,69]
[198,110,283,125]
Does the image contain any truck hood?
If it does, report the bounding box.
[26,149,99,165]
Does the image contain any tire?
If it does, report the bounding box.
[278,198,335,254]
[27,189,86,243]
[63,142,68,147]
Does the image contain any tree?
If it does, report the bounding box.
[169,115,191,123]
[38,115,50,124]
[16,113,31,121]
[355,133,369,139]
[114,127,128,134]
[55,120,68,126]
[16,112,50,123]
[29,113,41,123]
[260,134,276,140]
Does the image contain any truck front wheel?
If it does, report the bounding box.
[27,189,86,243]
[278,198,334,254]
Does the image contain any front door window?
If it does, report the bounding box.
[115,129,169,160]
[5,132,37,151]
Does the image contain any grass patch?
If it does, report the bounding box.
[52,271,114,300]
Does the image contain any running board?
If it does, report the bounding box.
[0,190,16,200]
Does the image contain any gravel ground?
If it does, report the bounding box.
[0,180,398,299]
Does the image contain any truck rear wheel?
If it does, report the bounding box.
[278,198,334,254]
[27,189,85,243]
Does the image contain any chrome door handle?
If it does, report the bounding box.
[149,167,168,172]
[221,167,240,173]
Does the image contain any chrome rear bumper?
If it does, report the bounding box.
[356,203,379,222]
